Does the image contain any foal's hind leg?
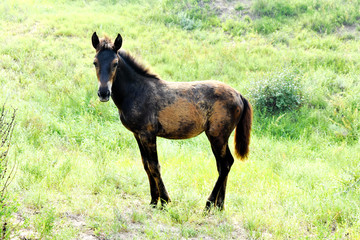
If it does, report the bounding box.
[214,146,234,209]
[205,134,234,211]
[135,134,170,207]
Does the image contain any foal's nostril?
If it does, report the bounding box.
[98,88,111,101]
[102,90,110,97]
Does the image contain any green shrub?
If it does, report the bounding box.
[251,69,304,114]
[178,12,199,30]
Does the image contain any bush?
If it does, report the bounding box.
[178,12,200,30]
[251,69,304,114]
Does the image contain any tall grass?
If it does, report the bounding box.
[0,0,359,239]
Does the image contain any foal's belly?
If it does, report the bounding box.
[157,98,207,139]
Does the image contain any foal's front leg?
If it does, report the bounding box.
[135,134,159,206]
[135,134,171,207]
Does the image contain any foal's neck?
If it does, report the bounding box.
[111,57,152,110]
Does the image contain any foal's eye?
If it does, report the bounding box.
[93,62,98,67]
[113,62,118,68]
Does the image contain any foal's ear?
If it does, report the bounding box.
[114,33,122,52]
[92,32,100,49]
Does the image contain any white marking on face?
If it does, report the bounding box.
[107,80,113,95]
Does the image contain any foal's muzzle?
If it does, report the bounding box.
[98,87,111,102]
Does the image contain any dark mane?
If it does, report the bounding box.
[98,36,115,51]
[97,36,159,79]
[118,50,160,80]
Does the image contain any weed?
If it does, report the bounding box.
[130,210,146,223]
[34,208,56,239]
[253,17,281,34]
[168,207,187,224]
[307,13,338,34]
[327,94,360,143]
[222,19,249,36]
[235,4,245,12]
[178,12,201,31]
[252,0,302,18]
[111,208,128,233]
[158,0,222,31]
[340,165,360,194]
[181,225,197,238]
[271,31,290,46]
[245,218,262,239]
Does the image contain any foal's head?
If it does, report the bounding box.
[91,32,122,102]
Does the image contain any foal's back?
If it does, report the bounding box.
[156,80,243,140]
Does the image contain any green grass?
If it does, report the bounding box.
[1,0,360,239]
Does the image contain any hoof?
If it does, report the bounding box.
[216,201,225,211]
[203,200,213,214]
[160,197,170,206]
[150,198,159,208]
[203,200,225,214]
[157,197,169,210]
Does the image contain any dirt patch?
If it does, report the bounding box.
[63,213,99,240]
[206,0,254,21]
[11,199,249,239]
[337,25,360,40]
[11,211,99,240]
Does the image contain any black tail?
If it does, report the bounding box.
[234,96,253,160]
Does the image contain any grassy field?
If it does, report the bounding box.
[1,0,360,239]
